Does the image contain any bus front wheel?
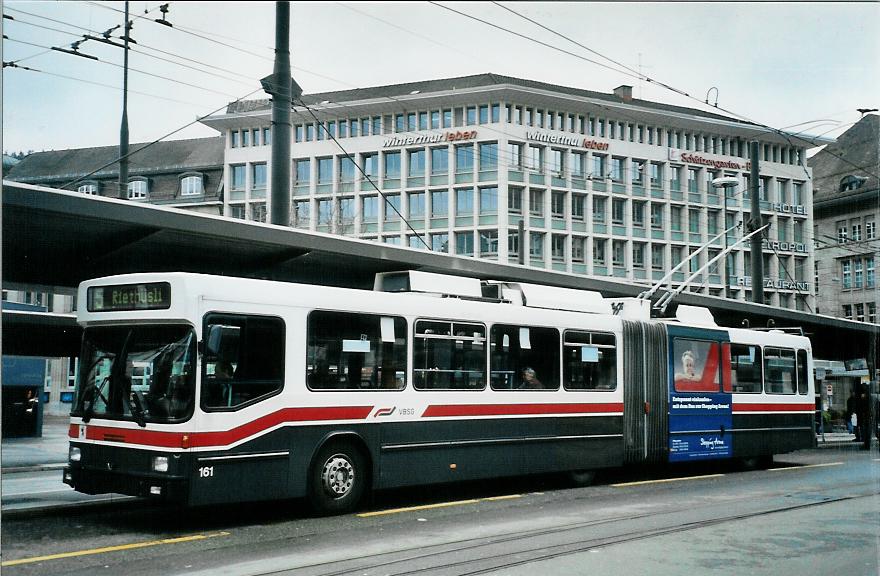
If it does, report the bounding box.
[309,443,367,515]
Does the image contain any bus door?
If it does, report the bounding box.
[667,326,732,462]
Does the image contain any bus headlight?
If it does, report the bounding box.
[69,446,81,462]
[152,456,169,473]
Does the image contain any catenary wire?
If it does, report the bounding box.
[296,97,432,250]
[0,59,210,108]
[60,86,265,191]
[3,13,261,87]
[439,1,878,182]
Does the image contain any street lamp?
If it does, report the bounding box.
[712,176,739,299]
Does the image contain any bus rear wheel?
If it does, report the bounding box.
[309,443,367,515]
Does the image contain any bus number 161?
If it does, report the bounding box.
[199,466,214,478]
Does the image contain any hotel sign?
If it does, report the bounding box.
[526,131,609,151]
[771,203,807,215]
[383,130,477,148]
[762,240,808,253]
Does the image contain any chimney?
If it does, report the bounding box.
[614,85,633,102]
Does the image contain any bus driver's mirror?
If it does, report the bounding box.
[205,324,240,357]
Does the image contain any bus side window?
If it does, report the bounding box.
[763,347,796,395]
[413,320,486,390]
[307,311,407,391]
[201,314,285,410]
[563,330,616,391]
[730,343,762,393]
[489,324,560,391]
[796,349,809,395]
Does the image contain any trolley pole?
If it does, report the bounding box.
[117,0,130,199]
[268,1,292,227]
[748,142,764,304]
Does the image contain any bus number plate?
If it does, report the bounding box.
[199,466,214,478]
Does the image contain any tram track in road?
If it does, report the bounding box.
[245,481,879,576]
[2,459,875,573]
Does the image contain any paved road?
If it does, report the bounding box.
[2,446,877,576]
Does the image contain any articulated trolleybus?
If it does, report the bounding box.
[64,271,815,514]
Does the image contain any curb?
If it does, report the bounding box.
[2,496,142,519]
[1,463,67,475]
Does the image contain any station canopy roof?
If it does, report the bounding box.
[2,181,876,364]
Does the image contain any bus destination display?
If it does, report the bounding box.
[87,282,171,312]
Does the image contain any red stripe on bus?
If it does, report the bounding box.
[73,406,373,448]
[733,403,815,413]
[422,403,624,418]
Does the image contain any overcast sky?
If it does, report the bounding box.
[2,1,878,156]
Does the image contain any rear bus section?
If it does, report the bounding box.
[728,332,815,462]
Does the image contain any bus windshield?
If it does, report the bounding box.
[74,324,196,423]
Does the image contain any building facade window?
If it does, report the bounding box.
[632,202,645,228]
[593,196,606,223]
[127,178,148,199]
[530,189,544,216]
[593,238,606,265]
[251,203,267,223]
[571,152,585,178]
[409,192,425,219]
[431,190,448,217]
[362,196,378,222]
[456,188,473,215]
[572,237,585,262]
[651,245,664,269]
[852,222,862,242]
[612,240,625,266]
[551,234,565,261]
[409,149,426,178]
[384,194,401,221]
[339,155,356,183]
[78,183,99,195]
[294,159,310,186]
[456,144,474,173]
[362,153,378,180]
[456,231,474,256]
[509,187,522,213]
[632,243,645,268]
[384,151,401,180]
[572,194,585,221]
[480,230,498,256]
[432,233,449,253]
[508,143,523,169]
[431,148,448,174]
[530,232,544,258]
[611,157,624,182]
[551,191,565,218]
[612,198,625,225]
[179,175,204,196]
[651,203,663,229]
[252,163,267,191]
[479,187,498,215]
[529,145,544,173]
[479,142,498,172]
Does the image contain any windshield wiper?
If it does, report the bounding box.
[128,391,146,427]
[82,376,110,423]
